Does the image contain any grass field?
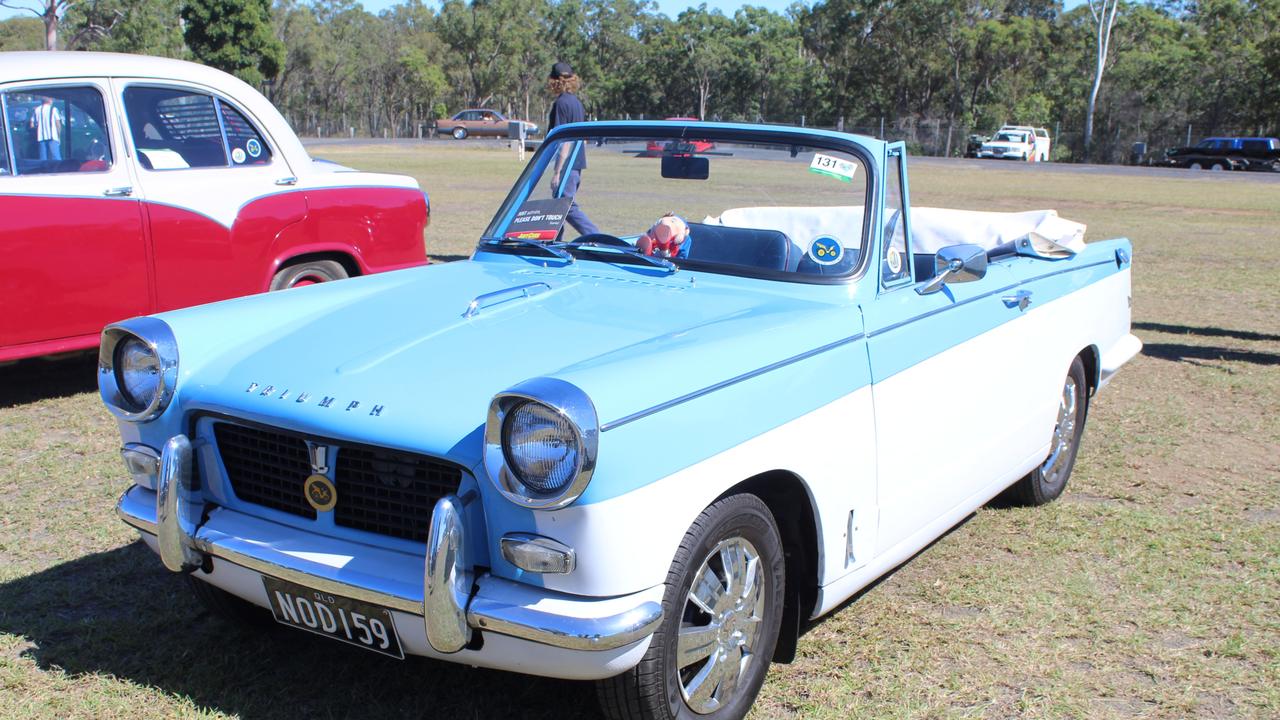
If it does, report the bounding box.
[1,144,1276,719]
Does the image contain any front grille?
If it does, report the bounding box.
[335,446,460,543]
[215,422,315,519]
[212,421,461,542]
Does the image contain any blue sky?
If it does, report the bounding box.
[1,1,802,23]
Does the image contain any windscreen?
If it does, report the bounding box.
[482,131,871,278]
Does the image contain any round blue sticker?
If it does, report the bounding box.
[809,236,844,265]
[246,138,262,158]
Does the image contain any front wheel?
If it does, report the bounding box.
[1004,356,1088,506]
[1189,162,1203,170]
[597,494,786,720]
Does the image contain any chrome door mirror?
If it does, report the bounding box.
[917,243,988,295]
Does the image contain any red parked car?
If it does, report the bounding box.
[645,117,717,156]
[0,52,429,363]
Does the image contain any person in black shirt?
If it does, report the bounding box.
[546,62,599,236]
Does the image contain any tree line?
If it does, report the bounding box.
[1,0,1276,162]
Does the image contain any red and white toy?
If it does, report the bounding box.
[636,214,690,258]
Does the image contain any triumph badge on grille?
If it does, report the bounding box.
[304,474,337,512]
[304,442,336,512]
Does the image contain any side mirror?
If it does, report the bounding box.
[917,243,987,295]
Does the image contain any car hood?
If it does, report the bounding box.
[163,259,856,470]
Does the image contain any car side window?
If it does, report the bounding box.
[218,100,271,166]
[2,85,113,175]
[124,86,229,170]
[881,152,911,286]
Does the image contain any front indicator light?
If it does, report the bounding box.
[500,533,576,574]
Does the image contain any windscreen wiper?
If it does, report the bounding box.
[482,237,573,263]
[560,240,678,273]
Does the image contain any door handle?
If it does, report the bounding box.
[275,176,298,186]
[103,186,133,197]
[1002,290,1032,310]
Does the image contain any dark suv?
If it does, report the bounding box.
[1160,137,1280,172]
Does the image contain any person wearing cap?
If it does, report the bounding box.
[546,61,599,236]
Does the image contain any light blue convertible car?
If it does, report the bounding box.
[103,121,1141,720]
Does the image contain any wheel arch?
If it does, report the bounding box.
[270,250,363,285]
[1077,344,1100,398]
[715,469,819,664]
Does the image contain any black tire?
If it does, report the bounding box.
[452,126,468,140]
[1004,356,1089,506]
[1210,162,1225,172]
[597,494,786,720]
[1189,162,1203,170]
[186,573,275,628]
[269,259,348,291]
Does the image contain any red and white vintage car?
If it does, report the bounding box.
[0,52,429,363]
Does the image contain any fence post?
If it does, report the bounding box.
[879,117,884,139]
[1186,124,1192,146]
[837,116,844,132]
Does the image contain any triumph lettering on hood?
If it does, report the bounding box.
[245,382,385,417]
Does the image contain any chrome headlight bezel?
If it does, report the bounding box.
[484,378,598,510]
[99,317,179,423]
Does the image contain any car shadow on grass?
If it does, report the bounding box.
[1140,342,1280,367]
[0,352,98,408]
[1133,321,1280,344]
[0,541,600,719]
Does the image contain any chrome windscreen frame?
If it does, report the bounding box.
[484,377,599,510]
[99,316,179,423]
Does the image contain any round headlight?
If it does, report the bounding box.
[504,402,581,494]
[99,318,178,423]
[484,378,599,510]
[116,337,161,410]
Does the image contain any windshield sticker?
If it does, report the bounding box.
[809,236,844,265]
[246,139,262,158]
[504,197,573,241]
[231,147,246,164]
[886,246,903,274]
[809,153,857,183]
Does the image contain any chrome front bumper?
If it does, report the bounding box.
[119,434,663,656]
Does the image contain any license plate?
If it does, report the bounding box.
[262,576,405,659]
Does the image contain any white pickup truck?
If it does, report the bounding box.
[979,125,1051,162]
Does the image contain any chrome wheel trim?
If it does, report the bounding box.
[677,536,766,715]
[1040,375,1079,482]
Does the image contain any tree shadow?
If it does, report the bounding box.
[1141,343,1280,367]
[1133,321,1280,344]
[0,352,98,408]
[0,542,599,719]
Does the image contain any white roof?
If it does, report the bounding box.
[0,51,310,168]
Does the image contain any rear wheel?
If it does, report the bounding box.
[1004,356,1088,506]
[452,127,468,140]
[269,260,348,291]
[1210,162,1225,171]
[597,494,786,720]
[1189,162,1203,170]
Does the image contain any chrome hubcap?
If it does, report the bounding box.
[677,537,765,714]
[1041,376,1078,481]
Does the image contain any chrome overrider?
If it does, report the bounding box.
[120,434,663,655]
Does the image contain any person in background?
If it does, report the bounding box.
[30,96,62,161]
[546,61,599,236]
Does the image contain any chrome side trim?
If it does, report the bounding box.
[601,333,866,431]
[468,596,663,652]
[424,494,472,653]
[156,435,202,572]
